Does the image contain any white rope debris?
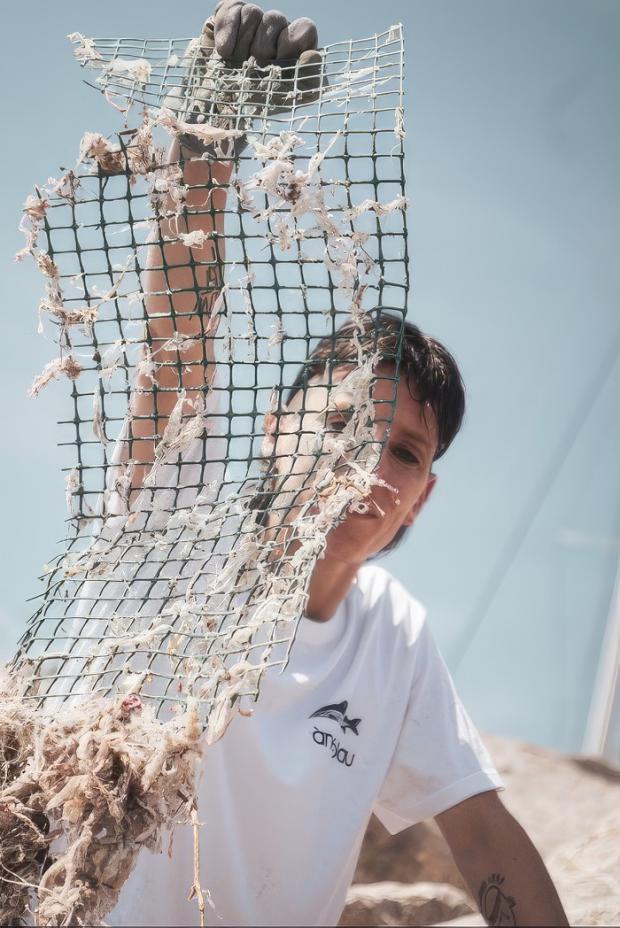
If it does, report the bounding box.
[5,23,408,926]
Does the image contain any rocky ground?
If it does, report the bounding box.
[338,735,620,927]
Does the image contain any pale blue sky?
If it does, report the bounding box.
[1,0,619,754]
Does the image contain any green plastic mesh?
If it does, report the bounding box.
[14,26,408,738]
[3,24,410,925]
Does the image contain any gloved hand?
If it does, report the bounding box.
[213,0,318,66]
[166,3,325,155]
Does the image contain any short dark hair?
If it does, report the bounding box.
[286,313,465,461]
[285,313,465,556]
[253,312,466,555]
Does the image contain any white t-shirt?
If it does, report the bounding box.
[109,562,502,927]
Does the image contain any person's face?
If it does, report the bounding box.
[262,363,438,564]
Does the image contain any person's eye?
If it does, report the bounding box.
[391,446,420,465]
[327,416,347,432]
[326,407,354,432]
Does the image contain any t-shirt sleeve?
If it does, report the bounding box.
[374,621,504,834]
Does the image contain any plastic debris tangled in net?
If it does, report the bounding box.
[2,24,408,925]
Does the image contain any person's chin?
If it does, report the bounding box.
[326,520,371,558]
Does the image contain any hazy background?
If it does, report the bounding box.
[1,0,618,755]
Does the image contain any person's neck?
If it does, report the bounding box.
[304,555,361,622]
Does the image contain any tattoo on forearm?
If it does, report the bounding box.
[478,873,516,926]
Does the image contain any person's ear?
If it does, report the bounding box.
[403,472,437,527]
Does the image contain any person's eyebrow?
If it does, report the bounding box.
[326,392,355,412]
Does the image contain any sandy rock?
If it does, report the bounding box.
[432,916,485,927]
[544,807,620,927]
[352,816,465,889]
[348,736,620,928]
[484,736,620,859]
[487,737,620,927]
[338,881,475,927]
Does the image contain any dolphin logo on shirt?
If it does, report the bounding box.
[309,701,361,736]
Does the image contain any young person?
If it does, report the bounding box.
[109,4,569,925]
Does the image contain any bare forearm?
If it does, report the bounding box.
[122,0,319,489]
[437,794,568,927]
[129,144,233,486]
[457,821,566,925]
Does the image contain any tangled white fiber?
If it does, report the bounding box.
[3,23,408,925]
[0,679,201,926]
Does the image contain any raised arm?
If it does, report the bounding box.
[128,143,233,491]
[124,4,322,494]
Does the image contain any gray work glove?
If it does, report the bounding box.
[213,0,318,67]
[166,3,325,156]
